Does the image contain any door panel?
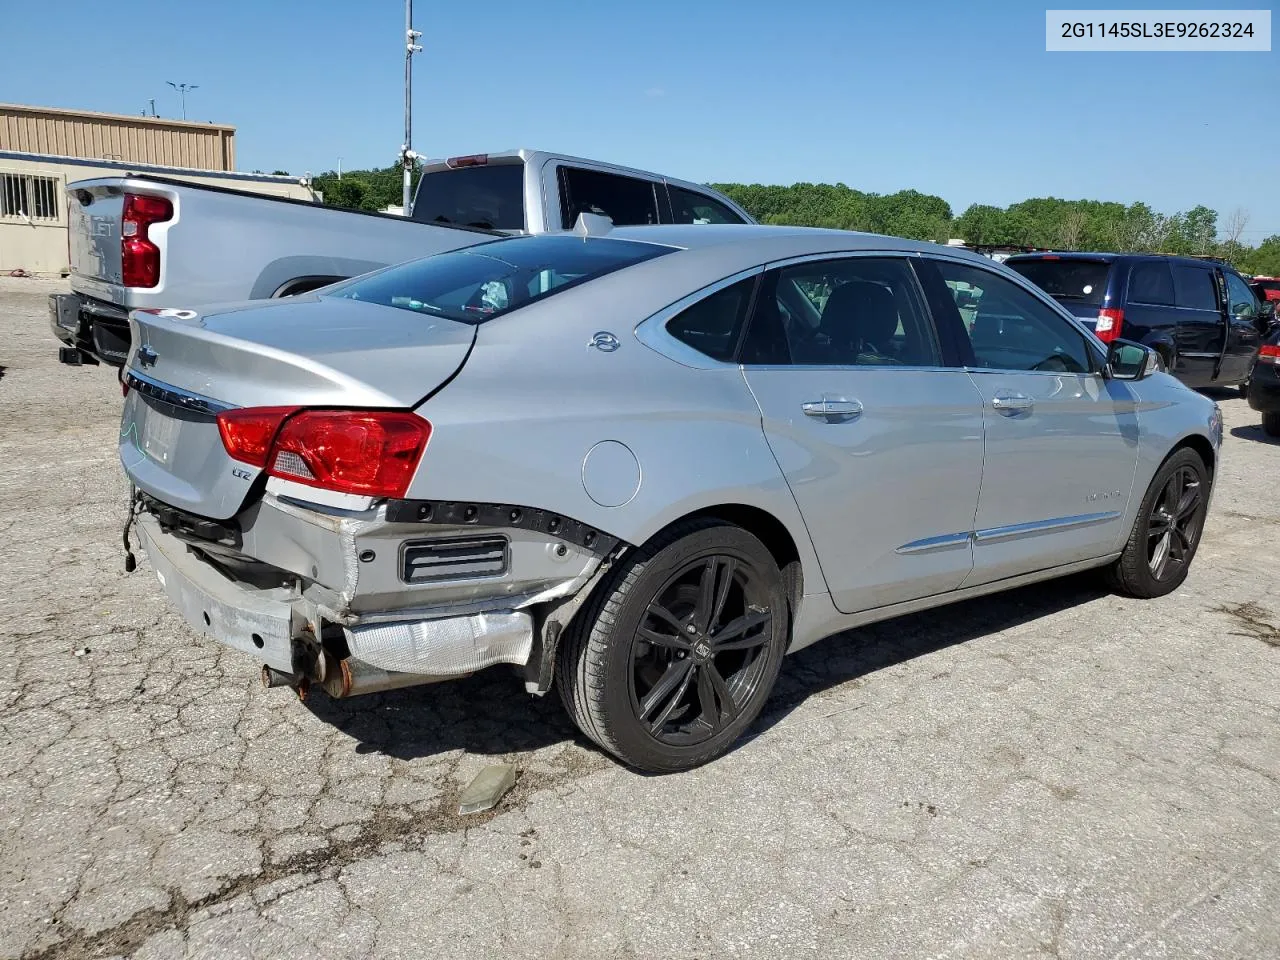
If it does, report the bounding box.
[1169,263,1226,386]
[1222,272,1265,384]
[744,368,985,612]
[920,256,1141,584]
[964,371,1139,583]
[739,255,984,614]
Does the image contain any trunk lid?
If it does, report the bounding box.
[120,297,474,519]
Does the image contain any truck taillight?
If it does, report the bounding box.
[217,408,431,498]
[445,154,489,168]
[1258,344,1280,366]
[121,193,173,288]
[1094,307,1124,343]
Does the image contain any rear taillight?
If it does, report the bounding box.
[217,407,299,467]
[121,193,173,288]
[216,408,431,498]
[1258,344,1280,366]
[445,153,489,168]
[1095,307,1124,343]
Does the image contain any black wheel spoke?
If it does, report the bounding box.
[646,602,687,635]
[1174,484,1200,520]
[705,663,741,722]
[712,609,770,648]
[638,659,693,724]
[1150,530,1171,579]
[637,626,690,651]
[693,559,718,632]
[648,663,696,731]
[709,558,736,631]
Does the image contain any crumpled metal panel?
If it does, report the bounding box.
[345,610,533,676]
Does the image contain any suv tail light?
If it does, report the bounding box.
[1094,307,1124,343]
[121,193,173,288]
[216,408,431,498]
[1258,344,1280,366]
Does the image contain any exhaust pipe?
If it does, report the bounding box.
[321,655,455,698]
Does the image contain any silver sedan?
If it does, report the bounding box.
[118,223,1223,772]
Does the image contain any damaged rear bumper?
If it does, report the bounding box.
[138,514,537,696]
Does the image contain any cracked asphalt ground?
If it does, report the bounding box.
[2,276,1278,960]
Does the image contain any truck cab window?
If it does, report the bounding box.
[668,185,745,224]
[558,167,660,229]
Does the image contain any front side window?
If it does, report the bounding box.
[931,260,1093,373]
[667,186,746,224]
[741,258,939,367]
[559,167,660,229]
[326,235,671,323]
[665,277,755,361]
[1172,265,1219,311]
[1128,261,1176,306]
[1226,272,1260,319]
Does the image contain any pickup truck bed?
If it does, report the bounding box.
[51,177,495,365]
[51,149,754,366]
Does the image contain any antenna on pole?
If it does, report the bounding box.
[166,81,199,120]
[401,0,423,215]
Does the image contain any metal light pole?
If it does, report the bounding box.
[401,0,423,214]
[166,81,199,120]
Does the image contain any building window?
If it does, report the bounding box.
[1,173,61,222]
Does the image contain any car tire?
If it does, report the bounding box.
[1263,411,1280,438]
[556,518,789,773]
[1104,448,1210,599]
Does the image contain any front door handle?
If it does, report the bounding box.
[991,391,1034,415]
[802,398,863,423]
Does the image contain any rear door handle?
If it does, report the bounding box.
[991,391,1033,415]
[802,398,863,423]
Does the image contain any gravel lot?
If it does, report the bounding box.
[1,276,1277,960]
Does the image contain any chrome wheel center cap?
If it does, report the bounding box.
[691,638,713,662]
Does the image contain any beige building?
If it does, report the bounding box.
[0,103,315,275]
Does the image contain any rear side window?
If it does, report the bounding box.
[1172,265,1219,310]
[1005,258,1110,307]
[665,277,755,361]
[559,167,660,229]
[1128,262,1175,306]
[326,235,671,324]
[668,186,746,224]
[741,257,940,367]
[412,164,525,231]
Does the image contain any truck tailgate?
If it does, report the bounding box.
[67,182,128,285]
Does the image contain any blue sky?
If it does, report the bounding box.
[3,0,1277,238]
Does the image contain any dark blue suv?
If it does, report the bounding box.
[1006,253,1272,390]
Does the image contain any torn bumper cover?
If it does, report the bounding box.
[138,514,535,690]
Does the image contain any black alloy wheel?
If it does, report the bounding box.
[1146,464,1205,583]
[630,555,773,747]
[1105,447,1210,598]
[556,519,789,773]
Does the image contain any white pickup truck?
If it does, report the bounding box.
[49,149,753,366]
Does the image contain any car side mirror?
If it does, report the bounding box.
[1105,339,1162,381]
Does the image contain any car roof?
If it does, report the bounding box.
[1006,251,1232,269]
[604,223,990,261]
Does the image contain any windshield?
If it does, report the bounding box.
[1007,258,1111,307]
[324,235,673,324]
[411,164,526,231]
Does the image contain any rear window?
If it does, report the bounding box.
[324,235,672,324]
[1006,259,1110,307]
[411,164,525,231]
